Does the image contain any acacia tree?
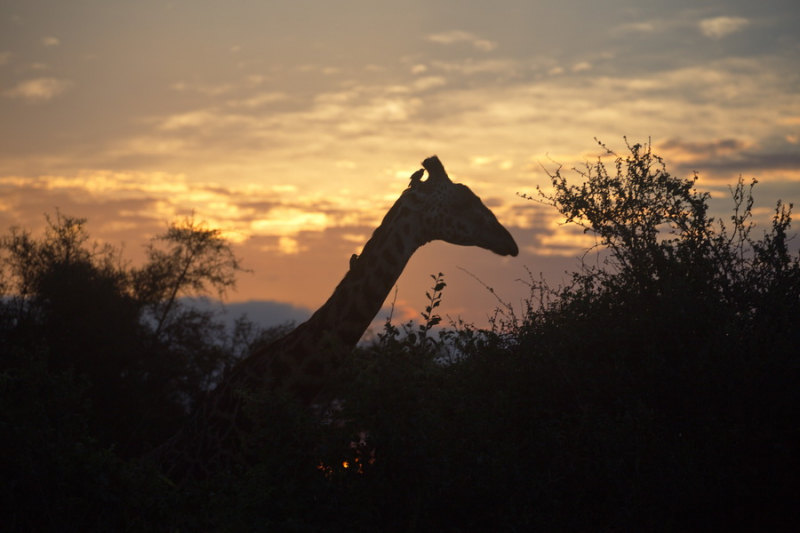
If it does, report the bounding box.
[134,214,247,339]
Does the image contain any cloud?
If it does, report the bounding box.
[0,52,10,66]
[430,58,517,76]
[42,36,60,46]
[36,50,789,217]
[699,16,749,39]
[226,92,286,108]
[427,30,498,51]
[3,77,71,102]
[251,208,329,238]
[410,76,446,91]
[145,80,431,156]
[4,50,794,266]
[157,109,252,131]
[657,138,751,159]
[571,62,592,73]
[170,81,236,96]
[0,169,390,248]
[656,138,800,176]
[98,54,795,219]
[699,151,800,175]
[612,14,752,43]
[615,22,656,34]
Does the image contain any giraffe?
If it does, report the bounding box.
[149,155,518,481]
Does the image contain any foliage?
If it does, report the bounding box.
[0,212,283,530]
[1,140,798,531]
[134,213,247,338]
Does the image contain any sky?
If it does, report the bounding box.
[1,0,799,330]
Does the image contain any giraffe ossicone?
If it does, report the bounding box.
[149,155,518,481]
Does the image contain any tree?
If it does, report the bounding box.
[529,138,799,343]
[133,213,247,340]
[0,212,249,455]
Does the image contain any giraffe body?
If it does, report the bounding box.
[149,156,518,480]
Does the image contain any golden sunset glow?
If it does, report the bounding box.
[1,1,798,327]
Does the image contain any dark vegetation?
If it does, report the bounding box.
[2,141,798,531]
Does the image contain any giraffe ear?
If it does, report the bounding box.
[422,155,452,184]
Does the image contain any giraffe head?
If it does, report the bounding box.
[402,155,518,257]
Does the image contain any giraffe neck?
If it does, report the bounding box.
[310,205,421,348]
[254,199,424,405]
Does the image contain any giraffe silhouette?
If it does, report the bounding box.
[149,155,518,481]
